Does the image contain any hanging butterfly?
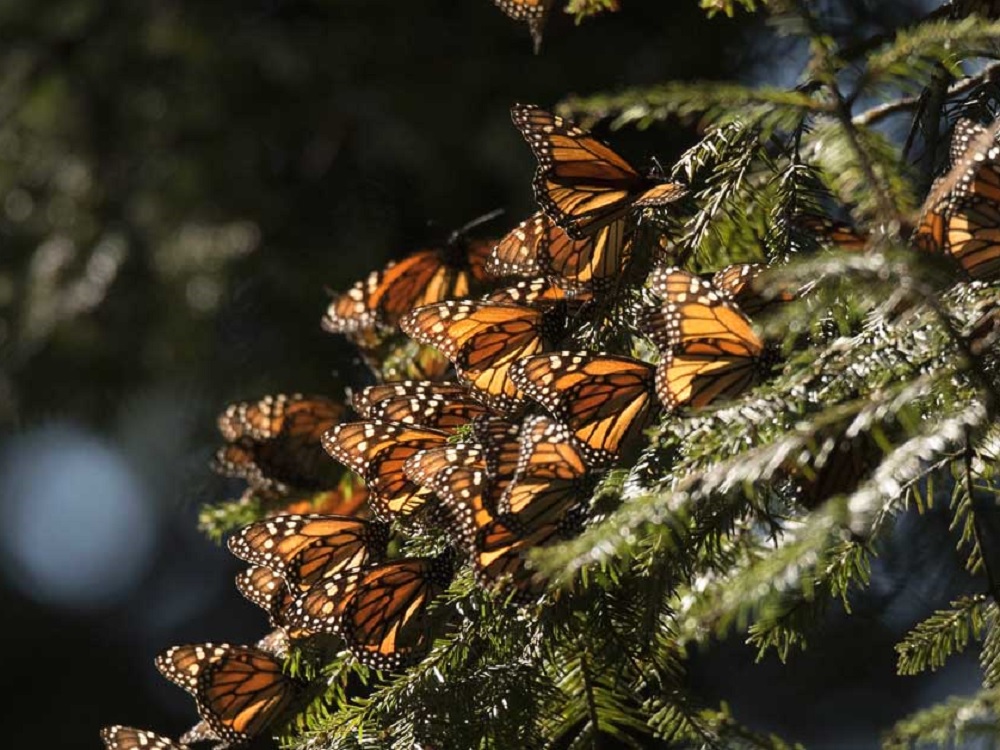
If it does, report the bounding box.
[914,117,1000,281]
[400,300,565,412]
[235,566,302,632]
[643,268,772,411]
[213,394,345,491]
[499,414,593,523]
[155,643,300,746]
[100,727,187,750]
[404,443,501,546]
[288,552,457,670]
[484,277,593,308]
[263,475,370,519]
[322,213,503,335]
[406,419,589,600]
[792,214,869,252]
[488,211,633,290]
[710,263,797,317]
[321,421,450,519]
[511,104,687,239]
[352,380,490,430]
[493,0,554,52]
[784,428,882,510]
[228,514,389,590]
[510,350,657,466]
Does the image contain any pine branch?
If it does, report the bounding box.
[895,595,989,676]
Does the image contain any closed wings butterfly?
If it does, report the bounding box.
[228,514,388,589]
[289,554,456,670]
[322,421,450,519]
[512,104,686,239]
[493,0,554,52]
[100,727,187,750]
[155,643,299,746]
[510,351,657,465]
[710,263,797,317]
[644,268,770,411]
[352,380,489,429]
[213,394,345,491]
[488,211,632,289]
[400,300,564,412]
[914,117,1000,281]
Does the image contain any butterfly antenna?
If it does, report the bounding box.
[451,208,506,243]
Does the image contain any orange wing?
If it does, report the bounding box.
[337,555,456,670]
[488,212,633,289]
[512,104,685,239]
[227,514,388,589]
[510,351,657,465]
[322,421,450,519]
[400,300,563,412]
[711,263,797,317]
[100,727,187,750]
[352,380,488,429]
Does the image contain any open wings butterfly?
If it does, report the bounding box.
[512,104,686,239]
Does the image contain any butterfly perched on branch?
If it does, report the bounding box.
[155,643,301,746]
[512,104,686,239]
[643,268,773,411]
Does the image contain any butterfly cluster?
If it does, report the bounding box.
[102,107,1000,749]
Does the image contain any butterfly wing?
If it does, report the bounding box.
[511,351,657,465]
[228,514,388,589]
[512,104,650,238]
[100,727,187,750]
[338,556,456,670]
[322,421,450,519]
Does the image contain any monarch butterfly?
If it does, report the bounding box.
[470,415,523,500]
[710,263,797,317]
[484,277,593,308]
[914,118,1000,281]
[289,553,456,670]
[264,476,370,519]
[407,419,587,600]
[404,443,500,546]
[100,727,187,750]
[511,104,687,239]
[352,380,489,429]
[213,394,345,491]
[493,0,554,52]
[643,268,770,411]
[235,566,299,629]
[155,643,299,746]
[509,351,657,466]
[321,421,450,519]
[786,428,882,510]
[400,300,565,412]
[487,212,633,289]
[793,214,869,251]
[228,514,389,590]
[322,223,496,335]
[499,414,593,523]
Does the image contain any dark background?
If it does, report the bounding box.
[0,1,982,747]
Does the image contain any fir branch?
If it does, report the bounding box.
[559,84,822,134]
[895,594,989,676]
[882,686,1000,750]
[982,601,1000,687]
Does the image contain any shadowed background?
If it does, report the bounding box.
[0,1,980,747]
